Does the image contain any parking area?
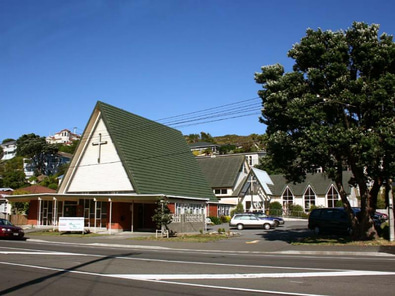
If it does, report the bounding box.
[207,219,310,241]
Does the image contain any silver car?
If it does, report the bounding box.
[229,214,275,230]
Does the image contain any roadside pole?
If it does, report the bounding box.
[389,180,394,242]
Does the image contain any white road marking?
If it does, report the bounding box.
[109,270,395,280]
[0,249,342,272]
[1,261,394,296]
[23,239,395,258]
[0,251,88,255]
[1,247,394,296]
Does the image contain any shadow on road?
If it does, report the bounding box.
[256,226,312,243]
[0,251,140,295]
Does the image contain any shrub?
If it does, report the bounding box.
[289,204,306,218]
[209,216,221,225]
[269,201,282,216]
[231,203,244,217]
[220,215,231,223]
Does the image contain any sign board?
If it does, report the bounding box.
[59,217,84,232]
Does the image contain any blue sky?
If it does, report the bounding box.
[1,0,394,140]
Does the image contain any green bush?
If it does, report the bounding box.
[289,204,307,218]
[231,203,244,217]
[378,221,389,239]
[209,216,221,225]
[220,215,231,223]
[269,201,282,216]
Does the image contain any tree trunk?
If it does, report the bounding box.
[334,174,356,234]
[335,168,377,240]
[354,173,378,240]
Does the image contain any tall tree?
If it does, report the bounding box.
[255,22,395,240]
[200,132,215,143]
[16,134,58,176]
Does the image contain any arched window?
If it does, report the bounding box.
[327,185,339,208]
[304,187,316,211]
[282,187,293,214]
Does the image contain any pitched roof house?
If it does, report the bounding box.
[46,129,80,145]
[8,101,216,233]
[196,155,249,216]
[189,142,221,155]
[196,152,359,215]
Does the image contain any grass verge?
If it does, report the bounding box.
[129,233,232,243]
[27,230,107,238]
[292,235,395,246]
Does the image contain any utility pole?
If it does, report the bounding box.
[388,179,394,242]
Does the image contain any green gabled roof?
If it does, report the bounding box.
[268,171,353,196]
[196,155,245,188]
[96,101,216,201]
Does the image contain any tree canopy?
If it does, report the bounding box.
[16,133,58,176]
[255,22,395,240]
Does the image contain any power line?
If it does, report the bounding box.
[156,97,260,122]
[72,96,263,142]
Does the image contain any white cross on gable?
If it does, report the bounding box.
[92,133,108,163]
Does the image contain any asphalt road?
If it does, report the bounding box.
[0,222,394,296]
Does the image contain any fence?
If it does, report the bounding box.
[269,209,308,218]
[169,214,205,233]
[10,215,28,225]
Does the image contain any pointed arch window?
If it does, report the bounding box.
[282,187,294,210]
[304,187,316,211]
[327,185,339,208]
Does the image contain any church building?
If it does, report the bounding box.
[7,101,216,233]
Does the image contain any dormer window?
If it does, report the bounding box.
[214,188,227,195]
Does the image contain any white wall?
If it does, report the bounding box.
[66,117,134,193]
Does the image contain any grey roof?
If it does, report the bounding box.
[71,101,216,201]
[196,155,245,188]
[189,142,220,148]
[268,171,353,196]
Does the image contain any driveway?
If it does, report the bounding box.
[207,219,310,242]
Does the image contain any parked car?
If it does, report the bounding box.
[0,218,24,239]
[373,212,388,226]
[229,214,275,230]
[353,208,388,229]
[308,208,352,235]
[253,212,285,227]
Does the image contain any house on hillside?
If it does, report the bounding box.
[23,152,72,180]
[7,101,216,233]
[1,140,17,161]
[189,142,220,155]
[46,129,80,145]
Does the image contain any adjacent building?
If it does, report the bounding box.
[197,154,359,216]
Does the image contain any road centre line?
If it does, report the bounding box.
[109,270,395,280]
[0,251,90,255]
[0,249,345,272]
[2,261,394,296]
[20,239,395,259]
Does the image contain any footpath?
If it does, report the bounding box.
[24,229,395,257]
